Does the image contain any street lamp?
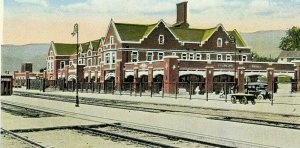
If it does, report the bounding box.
[72,23,79,107]
[229,35,237,93]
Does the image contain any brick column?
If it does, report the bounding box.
[148,67,153,89]
[115,61,124,92]
[205,66,214,93]
[94,70,98,82]
[237,67,245,93]
[163,56,179,94]
[133,67,139,92]
[267,68,274,92]
[99,65,105,90]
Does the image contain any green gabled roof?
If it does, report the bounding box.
[80,42,90,53]
[114,23,156,41]
[202,27,218,42]
[91,39,101,51]
[228,29,248,47]
[54,43,77,55]
[170,27,204,42]
[169,27,218,42]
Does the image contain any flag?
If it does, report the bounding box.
[71,23,78,36]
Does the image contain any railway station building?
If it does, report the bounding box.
[44,2,299,93]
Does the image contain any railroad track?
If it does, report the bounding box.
[13,91,300,130]
[1,100,275,148]
[1,128,47,148]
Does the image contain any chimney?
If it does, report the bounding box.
[173,1,189,28]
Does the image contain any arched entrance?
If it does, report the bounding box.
[179,74,205,94]
[140,75,148,91]
[213,74,234,94]
[153,74,163,93]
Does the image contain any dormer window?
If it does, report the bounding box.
[110,36,114,45]
[159,35,164,45]
[88,50,92,57]
[217,38,223,47]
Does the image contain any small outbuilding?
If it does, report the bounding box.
[1,75,13,95]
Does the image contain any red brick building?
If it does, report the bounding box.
[45,2,298,93]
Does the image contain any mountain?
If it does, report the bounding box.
[0,30,287,74]
[1,44,49,74]
[241,30,286,58]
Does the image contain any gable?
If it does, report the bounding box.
[54,43,77,55]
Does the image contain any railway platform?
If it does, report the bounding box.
[12,86,300,116]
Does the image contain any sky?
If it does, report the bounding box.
[1,0,300,45]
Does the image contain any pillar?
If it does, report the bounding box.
[205,66,214,93]
[133,67,139,92]
[267,68,274,92]
[163,56,179,94]
[237,67,245,93]
[88,70,91,82]
[148,67,153,89]
[100,65,105,90]
[115,61,124,92]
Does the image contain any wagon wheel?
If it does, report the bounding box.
[239,98,243,104]
[251,99,256,105]
[231,96,237,104]
[257,94,264,100]
[242,96,248,105]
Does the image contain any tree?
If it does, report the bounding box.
[279,26,300,51]
[252,52,278,62]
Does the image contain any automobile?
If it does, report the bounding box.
[244,82,272,100]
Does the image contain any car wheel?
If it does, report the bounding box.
[257,94,264,100]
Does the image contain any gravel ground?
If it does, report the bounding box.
[18,129,150,148]
[1,133,34,148]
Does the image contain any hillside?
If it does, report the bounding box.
[1,44,49,74]
[0,30,287,74]
[241,30,286,58]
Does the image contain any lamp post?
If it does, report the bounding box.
[229,35,236,93]
[72,23,79,107]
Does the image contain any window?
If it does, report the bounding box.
[217,38,223,47]
[242,55,247,61]
[69,61,73,66]
[60,61,65,69]
[105,53,110,63]
[147,52,153,61]
[88,50,92,57]
[132,51,138,62]
[110,36,114,45]
[189,53,194,60]
[195,53,201,60]
[181,53,187,60]
[217,54,222,61]
[50,51,53,56]
[172,52,177,56]
[158,52,164,60]
[87,58,92,66]
[159,35,164,44]
[206,54,210,60]
[112,52,116,63]
[226,55,232,61]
